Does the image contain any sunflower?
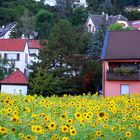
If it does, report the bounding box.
[67,119,73,124]
[136,115,140,121]
[11,127,16,132]
[70,128,77,136]
[49,122,56,130]
[13,111,18,116]
[102,124,108,129]
[95,130,102,137]
[61,125,68,133]
[51,134,59,140]
[31,126,36,132]
[10,115,19,122]
[125,131,132,138]
[98,112,105,118]
[62,137,70,140]
[35,125,42,133]
[74,112,82,119]
[0,127,8,135]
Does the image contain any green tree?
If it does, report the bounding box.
[21,9,36,38]
[70,6,88,26]
[31,19,90,95]
[0,56,15,80]
[108,23,133,31]
[36,9,54,39]
[55,0,78,18]
[29,68,63,96]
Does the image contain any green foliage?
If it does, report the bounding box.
[124,10,140,21]
[70,6,88,26]
[0,56,15,80]
[113,67,136,76]
[108,23,133,31]
[35,19,90,95]
[29,68,63,96]
[80,60,102,92]
[36,10,54,39]
[87,22,106,59]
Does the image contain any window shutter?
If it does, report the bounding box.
[17,54,20,61]
[4,53,7,59]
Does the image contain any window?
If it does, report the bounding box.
[4,53,20,61]
[25,53,28,64]
[88,24,92,32]
[120,85,130,95]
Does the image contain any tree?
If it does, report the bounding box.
[21,9,36,38]
[29,68,63,96]
[70,6,88,26]
[108,23,133,31]
[36,9,54,39]
[87,22,106,59]
[30,19,90,95]
[55,0,78,18]
[0,56,15,80]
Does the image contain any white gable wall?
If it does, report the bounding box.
[29,48,39,64]
[87,18,96,33]
[1,85,27,95]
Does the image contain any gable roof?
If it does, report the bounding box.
[87,14,127,30]
[28,40,43,49]
[0,70,28,85]
[0,22,16,37]
[0,39,26,51]
[101,30,140,60]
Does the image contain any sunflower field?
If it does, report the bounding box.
[0,93,140,140]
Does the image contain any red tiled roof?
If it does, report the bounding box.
[0,39,26,51]
[28,40,43,49]
[0,70,28,85]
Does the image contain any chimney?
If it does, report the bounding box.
[106,13,109,21]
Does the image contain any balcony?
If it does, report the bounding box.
[106,71,140,81]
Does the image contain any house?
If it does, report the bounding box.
[101,30,140,97]
[0,22,16,39]
[0,69,28,95]
[0,39,29,75]
[0,39,43,75]
[28,40,43,64]
[86,13,128,33]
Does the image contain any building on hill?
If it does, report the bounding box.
[28,40,43,64]
[101,30,140,97]
[0,22,16,39]
[0,39,43,75]
[86,13,128,33]
[0,69,28,95]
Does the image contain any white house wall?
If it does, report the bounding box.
[1,85,27,95]
[87,18,96,32]
[0,42,29,74]
[29,48,40,64]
